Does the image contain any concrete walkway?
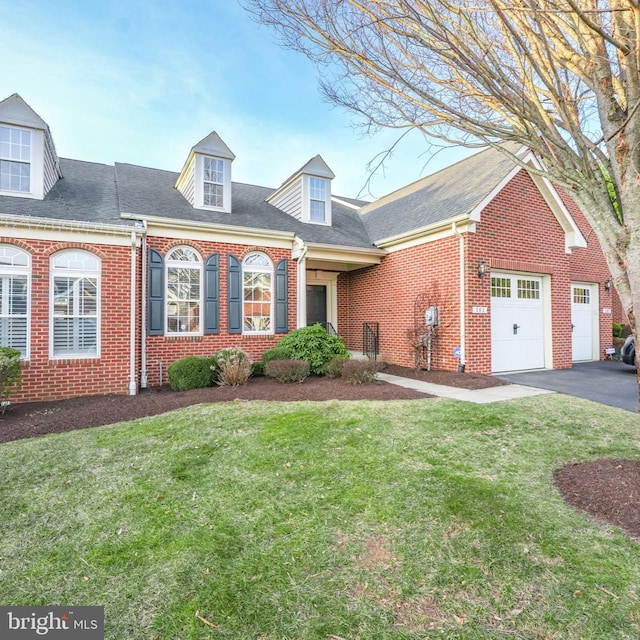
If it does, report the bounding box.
[377,372,553,404]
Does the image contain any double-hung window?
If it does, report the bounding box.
[243,253,272,333]
[166,247,202,334]
[51,250,100,357]
[309,177,327,223]
[0,245,30,358]
[0,125,31,193]
[203,157,224,208]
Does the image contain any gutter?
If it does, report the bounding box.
[129,231,138,395]
[120,212,296,243]
[0,212,139,236]
[140,221,148,388]
[375,214,472,249]
[452,221,466,371]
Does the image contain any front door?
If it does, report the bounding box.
[307,284,327,328]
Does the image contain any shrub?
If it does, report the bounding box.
[0,347,22,413]
[168,356,215,391]
[262,346,293,365]
[211,347,252,387]
[251,361,265,377]
[265,359,310,383]
[613,323,631,339]
[277,324,349,375]
[325,357,346,379]
[341,359,382,385]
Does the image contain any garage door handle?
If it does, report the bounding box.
[513,323,520,335]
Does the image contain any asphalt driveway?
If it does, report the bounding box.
[497,360,640,413]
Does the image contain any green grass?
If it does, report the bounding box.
[1,395,639,639]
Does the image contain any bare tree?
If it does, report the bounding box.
[246,0,640,374]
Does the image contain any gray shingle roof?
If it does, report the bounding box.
[0,144,525,250]
[0,158,130,227]
[359,145,521,243]
[115,163,376,249]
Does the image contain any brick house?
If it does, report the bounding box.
[0,94,614,402]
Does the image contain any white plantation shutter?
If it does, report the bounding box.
[51,251,100,358]
[0,246,30,358]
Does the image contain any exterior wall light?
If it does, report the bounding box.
[477,260,488,279]
[605,279,612,292]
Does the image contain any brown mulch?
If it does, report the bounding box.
[554,459,640,540]
[1,365,638,541]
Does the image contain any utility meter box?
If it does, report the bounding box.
[424,306,439,327]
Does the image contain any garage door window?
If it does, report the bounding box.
[491,277,511,298]
[573,287,590,304]
[518,279,540,299]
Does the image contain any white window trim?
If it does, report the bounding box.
[242,252,274,335]
[165,246,203,336]
[0,246,31,360]
[0,124,32,197]
[194,155,232,213]
[302,175,331,226]
[49,250,101,360]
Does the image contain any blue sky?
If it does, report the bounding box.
[0,0,472,200]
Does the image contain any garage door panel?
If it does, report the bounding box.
[491,274,545,373]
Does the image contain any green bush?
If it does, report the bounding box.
[265,359,310,383]
[211,347,252,387]
[0,347,22,413]
[276,324,349,375]
[167,356,215,391]
[262,346,293,365]
[341,359,382,384]
[251,361,265,377]
[613,323,630,339]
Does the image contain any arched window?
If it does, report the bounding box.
[0,245,30,357]
[243,252,273,333]
[166,246,202,334]
[51,250,100,357]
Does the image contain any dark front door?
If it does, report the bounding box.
[306,285,327,327]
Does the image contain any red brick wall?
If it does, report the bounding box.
[4,238,136,403]
[341,169,613,374]
[144,237,296,387]
[341,236,462,370]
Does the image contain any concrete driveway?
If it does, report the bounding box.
[497,360,640,413]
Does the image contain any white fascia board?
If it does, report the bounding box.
[122,212,296,248]
[0,213,142,243]
[331,196,363,211]
[375,215,476,252]
[303,242,386,263]
[522,152,587,251]
[468,163,524,222]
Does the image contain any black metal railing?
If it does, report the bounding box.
[325,322,337,336]
[363,322,379,360]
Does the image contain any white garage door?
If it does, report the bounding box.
[491,274,545,372]
[571,283,595,361]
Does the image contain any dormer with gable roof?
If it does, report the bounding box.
[0,93,62,200]
[175,132,235,213]
[267,155,335,226]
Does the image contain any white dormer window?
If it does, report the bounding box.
[203,157,224,208]
[309,177,327,223]
[0,126,31,193]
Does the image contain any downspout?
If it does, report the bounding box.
[140,221,148,388]
[452,222,466,371]
[129,231,138,395]
[297,243,308,328]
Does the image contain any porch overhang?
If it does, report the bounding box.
[293,240,386,272]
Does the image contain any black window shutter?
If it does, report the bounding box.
[204,253,220,334]
[148,248,164,335]
[228,254,242,334]
[275,258,289,333]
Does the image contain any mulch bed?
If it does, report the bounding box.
[1,365,638,541]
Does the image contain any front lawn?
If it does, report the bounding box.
[1,395,639,639]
